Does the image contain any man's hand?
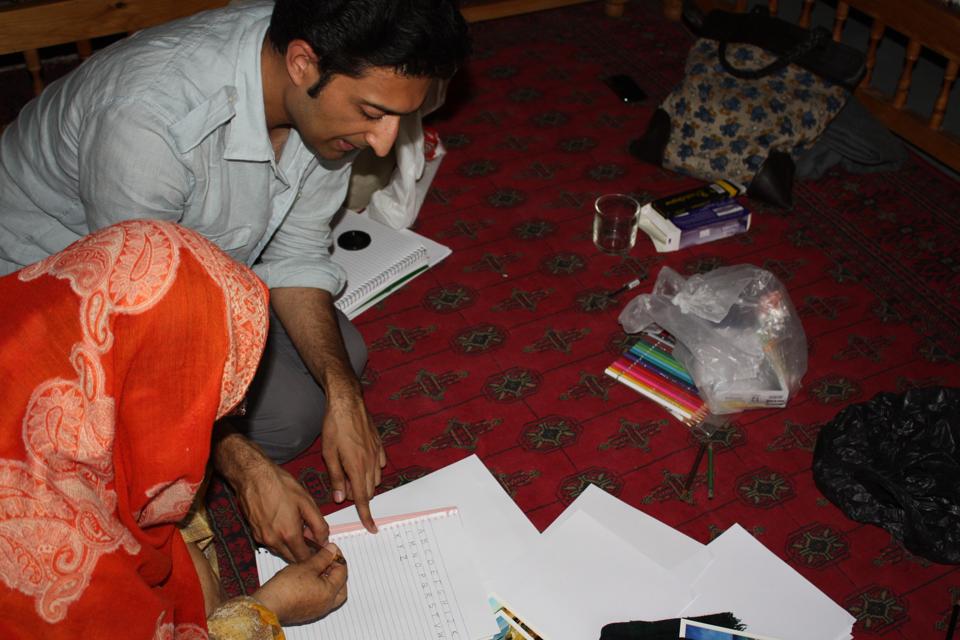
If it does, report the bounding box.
[213,428,329,563]
[270,287,387,534]
[239,460,330,562]
[322,388,386,533]
[253,543,348,625]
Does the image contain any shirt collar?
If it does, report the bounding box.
[222,14,274,163]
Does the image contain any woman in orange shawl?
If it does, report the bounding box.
[0,220,346,639]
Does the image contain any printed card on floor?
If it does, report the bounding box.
[679,618,782,640]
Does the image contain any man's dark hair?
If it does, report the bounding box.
[269,0,471,97]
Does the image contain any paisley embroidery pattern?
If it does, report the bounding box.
[2,221,267,623]
[153,612,209,640]
[173,227,267,418]
[138,480,205,527]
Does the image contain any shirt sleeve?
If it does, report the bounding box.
[77,99,191,230]
[252,157,349,293]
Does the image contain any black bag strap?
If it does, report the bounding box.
[717,26,829,79]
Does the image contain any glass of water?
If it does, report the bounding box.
[593,194,640,255]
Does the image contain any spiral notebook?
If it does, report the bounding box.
[330,212,449,319]
[255,507,496,640]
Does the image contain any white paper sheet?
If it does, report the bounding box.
[325,455,540,590]
[681,525,855,640]
[548,484,709,572]
[257,508,495,640]
[493,510,696,640]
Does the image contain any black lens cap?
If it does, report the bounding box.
[337,229,372,251]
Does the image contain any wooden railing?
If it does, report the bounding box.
[663,0,960,173]
[1,0,628,103]
[462,0,628,21]
[0,0,229,96]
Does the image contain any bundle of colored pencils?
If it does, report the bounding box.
[605,328,707,424]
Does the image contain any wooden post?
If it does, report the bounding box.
[930,59,958,130]
[893,39,922,110]
[24,48,43,96]
[832,2,849,42]
[861,19,885,88]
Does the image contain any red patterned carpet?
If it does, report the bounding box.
[211,3,957,637]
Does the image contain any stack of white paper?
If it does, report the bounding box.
[256,456,854,640]
[493,483,854,640]
[681,525,855,640]
[491,509,695,639]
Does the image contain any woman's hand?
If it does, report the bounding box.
[253,543,348,626]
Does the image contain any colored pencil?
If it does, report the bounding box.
[628,342,696,385]
[604,366,696,420]
[707,442,715,499]
[684,442,708,494]
[619,349,701,395]
[606,362,700,413]
[945,600,959,640]
[607,360,704,412]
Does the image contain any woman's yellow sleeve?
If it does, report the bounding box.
[207,596,285,640]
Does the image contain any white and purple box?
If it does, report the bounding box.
[639,199,751,253]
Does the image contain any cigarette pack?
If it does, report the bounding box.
[639,198,751,253]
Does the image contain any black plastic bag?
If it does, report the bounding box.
[812,387,960,564]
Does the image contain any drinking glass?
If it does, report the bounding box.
[593,194,640,255]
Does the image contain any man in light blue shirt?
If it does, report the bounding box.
[0,0,470,563]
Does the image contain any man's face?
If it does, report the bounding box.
[289,66,432,161]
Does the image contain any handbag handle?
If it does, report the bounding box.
[717,25,829,80]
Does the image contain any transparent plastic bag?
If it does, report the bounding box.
[618,265,807,414]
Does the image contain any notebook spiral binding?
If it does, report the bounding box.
[335,244,429,312]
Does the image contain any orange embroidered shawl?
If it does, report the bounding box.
[0,221,269,638]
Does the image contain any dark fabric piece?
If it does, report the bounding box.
[813,387,960,564]
[628,108,671,165]
[795,96,908,180]
[600,612,745,639]
[747,150,795,208]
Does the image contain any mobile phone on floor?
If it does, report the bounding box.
[604,74,647,103]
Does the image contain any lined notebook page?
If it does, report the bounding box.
[257,508,484,640]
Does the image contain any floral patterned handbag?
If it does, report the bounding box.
[632,37,854,207]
